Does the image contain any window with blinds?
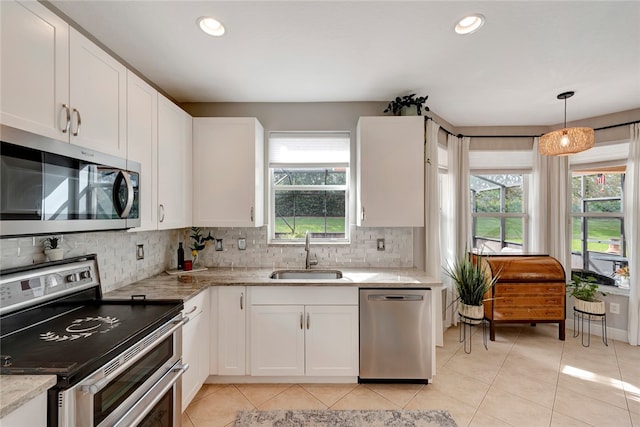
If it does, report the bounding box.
[268,132,350,243]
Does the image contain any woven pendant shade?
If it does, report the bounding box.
[539,127,594,156]
[539,91,594,156]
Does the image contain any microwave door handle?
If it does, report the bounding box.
[113,170,134,218]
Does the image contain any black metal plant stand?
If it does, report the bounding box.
[573,307,608,347]
[459,313,488,354]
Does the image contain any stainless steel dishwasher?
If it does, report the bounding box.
[359,288,432,383]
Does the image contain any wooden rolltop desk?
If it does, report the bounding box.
[477,254,566,341]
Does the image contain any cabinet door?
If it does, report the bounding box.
[192,118,264,227]
[69,28,126,157]
[250,305,304,376]
[357,116,424,227]
[126,71,157,231]
[1,0,69,140]
[158,95,192,230]
[305,305,359,376]
[181,309,201,409]
[181,290,209,409]
[218,287,247,375]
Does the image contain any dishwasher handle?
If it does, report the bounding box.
[368,294,424,301]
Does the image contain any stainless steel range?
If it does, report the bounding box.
[0,254,186,426]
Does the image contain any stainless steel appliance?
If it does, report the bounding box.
[0,255,186,426]
[0,125,140,237]
[359,288,432,382]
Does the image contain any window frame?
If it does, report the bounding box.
[267,132,351,245]
[470,173,530,252]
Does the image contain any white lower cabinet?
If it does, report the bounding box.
[1,391,47,427]
[181,289,209,410]
[217,286,247,375]
[250,287,359,378]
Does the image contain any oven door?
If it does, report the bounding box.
[59,315,184,427]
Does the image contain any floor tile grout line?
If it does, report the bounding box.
[233,383,292,409]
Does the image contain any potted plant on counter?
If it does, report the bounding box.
[568,274,607,315]
[445,253,499,324]
[42,236,64,261]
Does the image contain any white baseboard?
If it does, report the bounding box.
[206,375,358,384]
[565,319,628,343]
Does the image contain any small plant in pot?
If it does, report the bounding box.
[444,253,499,324]
[384,93,429,116]
[42,236,64,261]
[568,274,607,315]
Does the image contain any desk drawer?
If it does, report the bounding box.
[493,296,564,307]
[493,307,565,320]
[494,283,565,295]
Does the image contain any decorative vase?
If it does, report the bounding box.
[458,303,484,324]
[575,298,605,315]
[44,248,64,261]
[618,277,630,289]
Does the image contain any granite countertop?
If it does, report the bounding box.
[103,267,441,301]
[2,267,439,418]
[0,375,57,419]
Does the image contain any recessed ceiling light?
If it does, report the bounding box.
[197,16,225,37]
[455,14,485,35]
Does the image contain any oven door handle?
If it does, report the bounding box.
[113,362,189,427]
[81,317,186,394]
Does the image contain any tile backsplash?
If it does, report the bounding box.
[180,226,414,270]
[0,226,413,293]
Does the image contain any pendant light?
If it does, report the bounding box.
[539,91,594,156]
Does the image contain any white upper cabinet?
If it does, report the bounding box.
[1,0,69,140]
[68,28,126,157]
[192,118,264,227]
[1,2,127,157]
[356,116,425,227]
[158,95,192,230]
[126,71,158,231]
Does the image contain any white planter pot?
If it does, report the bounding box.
[44,248,64,261]
[400,105,419,116]
[458,303,484,324]
[575,298,605,315]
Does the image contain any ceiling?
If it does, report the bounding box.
[48,1,640,127]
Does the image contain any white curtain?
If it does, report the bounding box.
[530,140,571,272]
[626,123,640,345]
[424,119,443,346]
[530,137,548,253]
[442,135,471,325]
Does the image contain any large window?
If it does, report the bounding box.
[269,132,350,243]
[571,169,627,278]
[471,174,527,252]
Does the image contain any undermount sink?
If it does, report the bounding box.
[269,269,343,280]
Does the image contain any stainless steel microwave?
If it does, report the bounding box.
[1,125,140,237]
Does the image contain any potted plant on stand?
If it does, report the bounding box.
[568,274,607,315]
[384,93,429,116]
[444,253,499,324]
[42,236,64,261]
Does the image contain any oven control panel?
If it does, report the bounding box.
[0,258,98,314]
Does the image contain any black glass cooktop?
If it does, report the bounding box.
[0,299,182,387]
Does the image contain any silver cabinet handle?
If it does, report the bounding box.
[250,207,254,223]
[361,206,365,222]
[72,108,81,136]
[184,305,198,316]
[61,104,71,133]
[240,292,244,310]
[159,204,165,222]
[300,312,303,330]
[306,312,310,330]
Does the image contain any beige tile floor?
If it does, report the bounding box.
[183,324,640,427]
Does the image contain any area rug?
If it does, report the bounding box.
[234,409,458,427]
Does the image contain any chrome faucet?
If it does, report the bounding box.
[305,231,318,269]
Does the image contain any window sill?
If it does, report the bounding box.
[598,284,630,297]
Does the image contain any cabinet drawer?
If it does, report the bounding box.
[493,307,565,320]
[493,296,564,307]
[183,289,208,319]
[494,283,565,295]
